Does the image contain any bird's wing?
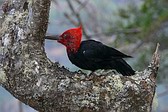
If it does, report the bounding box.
[81,40,132,61]
[107,46,132,58]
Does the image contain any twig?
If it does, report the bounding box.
[151,43,160,68]
[65,0,90,39]
[64,13,78,26]
[75,0,89,12]
[88,28,141,37]
[149,43,160,78]
[66,0,75,14]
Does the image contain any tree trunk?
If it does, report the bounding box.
[0,0,160,112]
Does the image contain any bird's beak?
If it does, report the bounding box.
[57,35,63,43]
[55,36,60,40]
[45,35,60,41]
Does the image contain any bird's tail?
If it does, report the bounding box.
[114,59,135,76]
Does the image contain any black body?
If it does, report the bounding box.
[68,40,135,76]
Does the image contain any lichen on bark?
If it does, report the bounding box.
[0,0,160,112]
[0,68,6,84]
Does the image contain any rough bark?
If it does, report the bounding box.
[0,0,160,112]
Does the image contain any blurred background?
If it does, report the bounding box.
[0,0,168,112]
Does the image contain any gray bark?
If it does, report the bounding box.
[0,0,160,112]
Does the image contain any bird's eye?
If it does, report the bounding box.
[63,34,67,38]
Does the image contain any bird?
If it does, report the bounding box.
[57,26,135,76]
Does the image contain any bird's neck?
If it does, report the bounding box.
[66,44,80,53]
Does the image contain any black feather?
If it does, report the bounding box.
[68,40,135,76]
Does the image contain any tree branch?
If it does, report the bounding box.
[0,0,160,112]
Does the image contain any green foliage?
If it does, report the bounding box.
[113,0,168,83]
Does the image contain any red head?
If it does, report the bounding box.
[58,26,82,53]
